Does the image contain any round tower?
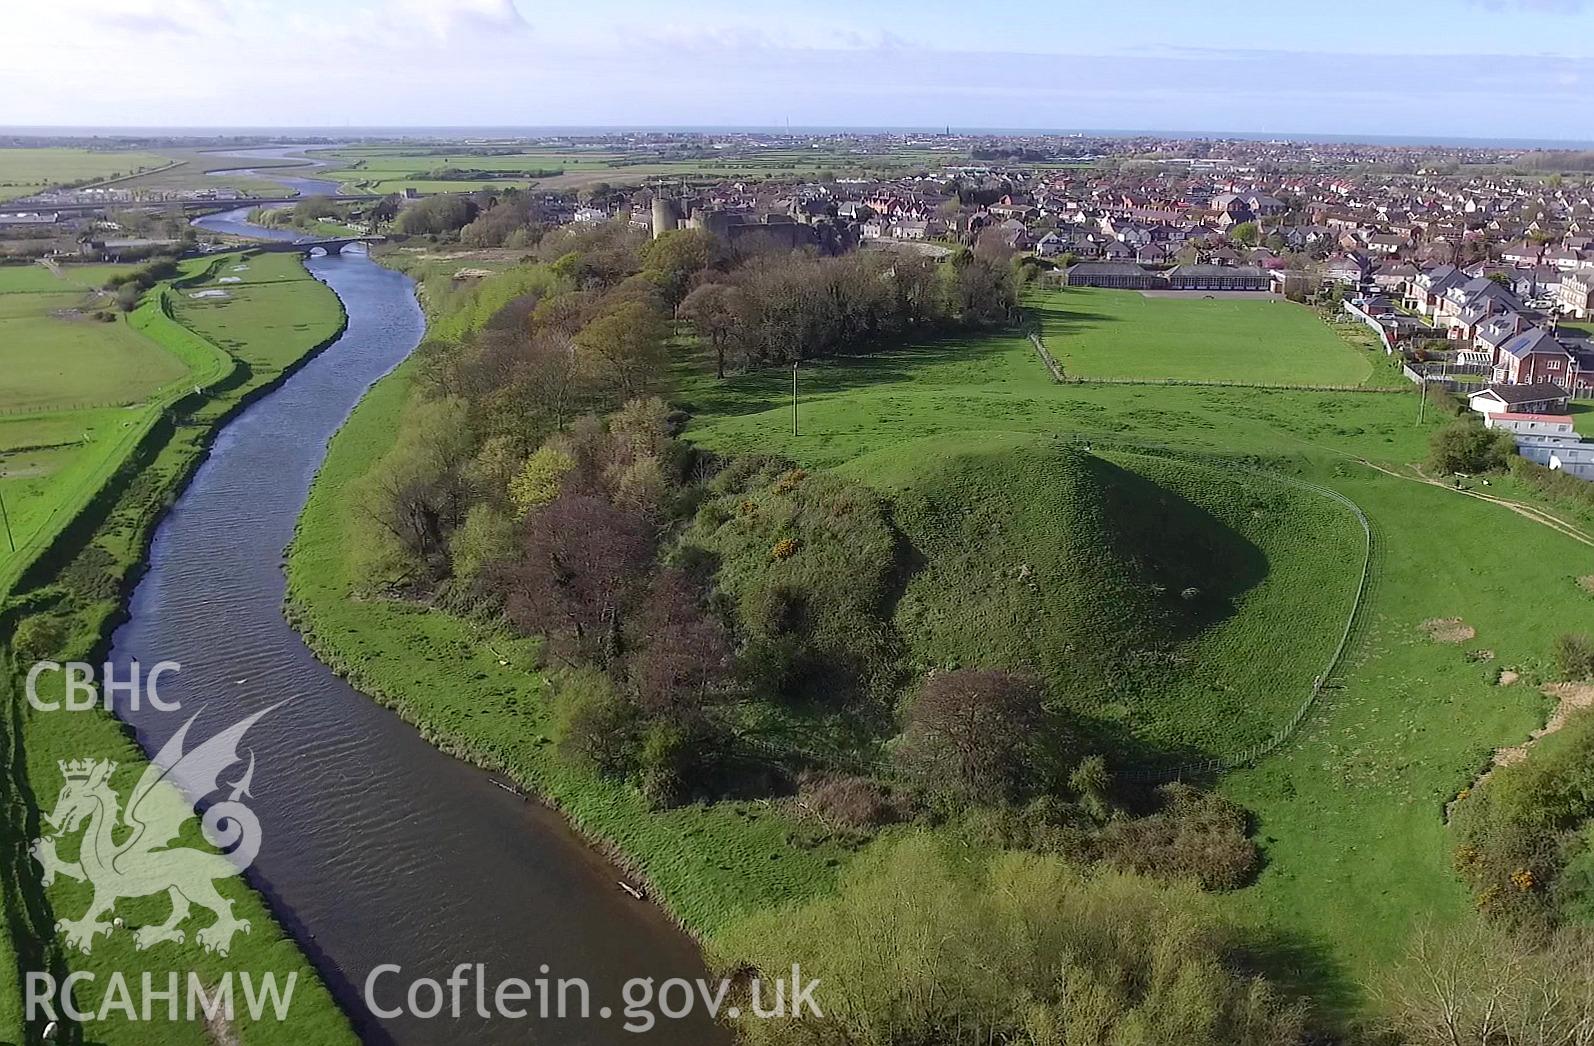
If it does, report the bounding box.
[651,197,680,239]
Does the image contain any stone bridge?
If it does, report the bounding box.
[256,235,386,257]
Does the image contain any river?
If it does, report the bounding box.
[98,165,722,1043]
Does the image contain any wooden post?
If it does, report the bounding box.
[792,361,799,437]
[0,489,13,553]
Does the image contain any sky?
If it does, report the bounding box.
[3,0,1593,142]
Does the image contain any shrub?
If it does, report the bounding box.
[551,669,640,776]
[1097,783,1260,891]
[712,835,1308,1046]
[1553,632,1594,681]
[1452,707,1594,929]
[795,772,906,830]
[11,614,69,663]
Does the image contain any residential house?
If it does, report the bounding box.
[1491,327,1576,386]
[1559,272,1594,319]
[1469,382,1572,416]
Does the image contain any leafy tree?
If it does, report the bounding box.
[551,668,641,775]
[713,836,1307,1046]
[573,300,670,400]
[1428,419,1516,474]
[678,282,744,378]
[640,228,722,305]
[509,445,575,515]
[1229,220,1260,246]
[448,503,516,586]
[395,195,479,236]
[354,395,473,570]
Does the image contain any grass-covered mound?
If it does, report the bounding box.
[829,433,1363,761]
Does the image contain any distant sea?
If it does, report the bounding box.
[3,125,1592,150]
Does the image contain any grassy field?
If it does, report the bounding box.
[315,143,969,194]
[0,261,206,597]
[284,268,1594,1029]
[1030,287,1399,386]
[168,253,345,382]
[0,253,353,1044]
[0,148,173,201]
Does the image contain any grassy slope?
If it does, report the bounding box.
[835,432,1363,761]
[0,252,355,1045]
[1031,287,1395,386]
[285,363,855,935]
[677,327,1592,1009]
[285,270,1594,1023]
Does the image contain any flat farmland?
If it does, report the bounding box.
[317,144,967,193]
[1031,286,1395,386]
[0,266,188,413]
[0,147,172,201]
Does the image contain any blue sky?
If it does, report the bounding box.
[3,0,1592,141]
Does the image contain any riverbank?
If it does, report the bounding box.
[281,268,861,945]
[0,249,356,1045]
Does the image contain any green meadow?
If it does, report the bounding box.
[0,252,353,1044]
[0,148,172,202]
[286,264,1594,1031]
[1031,286,1402,386]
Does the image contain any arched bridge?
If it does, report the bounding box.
[255,235,386,257]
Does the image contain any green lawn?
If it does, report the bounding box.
[0,147,172,201]
[169,252,345,380]
[1030,287,1390,386]
[1573,399,1594,438]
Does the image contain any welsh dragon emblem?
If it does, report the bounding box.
[29,703,281,956]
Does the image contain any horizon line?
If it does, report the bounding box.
[4,123,1594,150]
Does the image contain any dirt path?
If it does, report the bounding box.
[1358,459,1594,549]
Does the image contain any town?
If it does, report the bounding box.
[7,130,1592,479]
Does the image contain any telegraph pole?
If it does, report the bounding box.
[0,489,14,553]
[792,361,800,436]
[1417,372,1428,425]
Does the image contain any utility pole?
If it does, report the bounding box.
[0,489,13,554]
[792,361,800,437]
[1417,372,1428,425]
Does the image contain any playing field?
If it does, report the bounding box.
[0,146,172,201]
[1031,286,1394,386]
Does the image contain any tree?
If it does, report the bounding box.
[630,569,731,718]
[573,300,669,400]
[354,395,473,570]
[1229,220,1260,246]
[1428,419,1516,474]
[898,668,1044,801]
[716,836,1308,1046]
[395,195,479,236]
[509,445,576,514]
[1382,922,1594,1046]
[678,282,744,378]
[504,493,653,665]
[640,228,722,305]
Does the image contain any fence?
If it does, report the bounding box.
[1342,299,1399,355]
[1119,457,1374,782]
